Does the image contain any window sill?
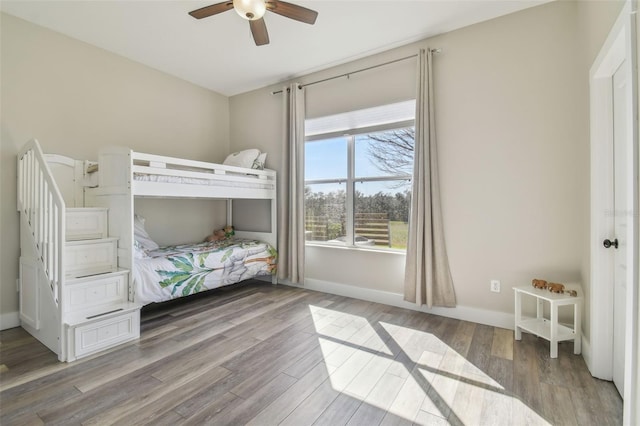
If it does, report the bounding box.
[305,242,406,255]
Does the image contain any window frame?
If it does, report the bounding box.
[304,119,415,250]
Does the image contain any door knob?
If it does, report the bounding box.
[603,238,619,249]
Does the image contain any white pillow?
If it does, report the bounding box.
[134,214,159,250]
[223,149,260,169]
[252,152,267,170]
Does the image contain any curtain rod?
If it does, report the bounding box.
[271,48,441,95]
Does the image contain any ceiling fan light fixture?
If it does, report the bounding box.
[233,0,266,20]
[189,0,317,46]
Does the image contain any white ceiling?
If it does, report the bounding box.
[1,0,550,96]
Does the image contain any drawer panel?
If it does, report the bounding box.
[65,272,128,314]
[66,209,108,241]
[65,239,118,278]
[74,310,140,358]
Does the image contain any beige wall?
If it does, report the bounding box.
[229,1,622,321]
[1,13,230,327]
[578,0,627,65]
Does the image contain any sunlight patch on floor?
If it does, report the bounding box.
[309,305,551,425]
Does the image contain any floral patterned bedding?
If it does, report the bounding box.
[133,238,277,305]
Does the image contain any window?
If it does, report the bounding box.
[304,100,415,250]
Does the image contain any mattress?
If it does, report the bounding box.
[133,238,277,305]
[133,173,274,190]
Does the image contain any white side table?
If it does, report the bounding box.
[513,284,582,358]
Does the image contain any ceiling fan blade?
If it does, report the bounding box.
[189,1,234,19]
[267,0,318,25]
[250,18,270,46]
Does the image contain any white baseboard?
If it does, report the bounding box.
[0,311,20,331]
[282,278,515,330]
[582,333,592,372]
[581,334,610,381]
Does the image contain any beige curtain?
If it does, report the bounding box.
[404,49,456,308]
[277,83,305,284]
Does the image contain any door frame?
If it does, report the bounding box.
[589,1,638,424]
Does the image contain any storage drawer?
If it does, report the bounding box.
[64,271,128,314]
[66,208,108,241]
[73,309,140,359]
[65,238,118,278]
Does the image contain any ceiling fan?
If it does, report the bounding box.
[189,0,318,46]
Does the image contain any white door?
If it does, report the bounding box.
[590,5,639,423]
[611,59,628,397]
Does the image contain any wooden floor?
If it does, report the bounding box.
[0,280,623,425]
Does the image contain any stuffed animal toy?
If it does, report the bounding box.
[205,226,234,242]
[547,283,565,294]
[532,279,548,290]
[566,289,577,297]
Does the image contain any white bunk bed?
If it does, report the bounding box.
[17,140,277,362]
[85,146,278,304]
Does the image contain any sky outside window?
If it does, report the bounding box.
[305,137,347,180]
[306,133,413,195]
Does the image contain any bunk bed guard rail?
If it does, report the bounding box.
[17,139,66,307]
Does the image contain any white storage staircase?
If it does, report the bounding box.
[17,140,141,362]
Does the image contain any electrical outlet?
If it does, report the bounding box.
[490,280,501,293]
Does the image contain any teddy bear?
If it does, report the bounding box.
[532,279,548,290]
[547,283,565,294]
[205,225,234,242]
